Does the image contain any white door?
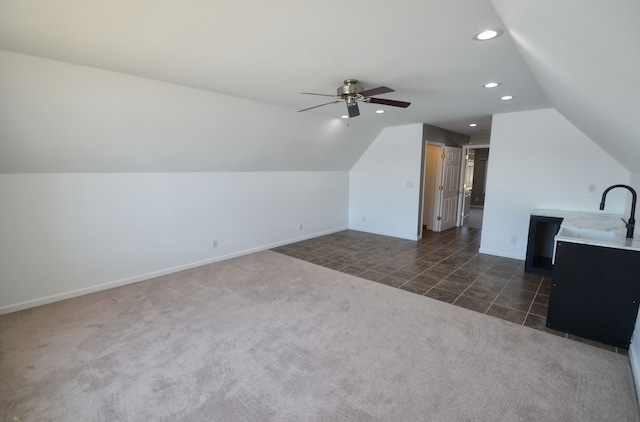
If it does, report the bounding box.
[461,150,475,226]
[437,146,462,232]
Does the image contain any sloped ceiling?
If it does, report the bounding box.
[1,1,637,173]
[0,50,386,172]
[0,0,549,135]
[492,0,640,173]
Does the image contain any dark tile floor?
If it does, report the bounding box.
[272,227,627,354]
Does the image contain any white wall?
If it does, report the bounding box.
[0,171,348,314]
[480,108,631,259]
[631,295,640,405]
[628,172,640,221]
[348,124,424,240]
[629,170,640,403]
[0,50,383,173]
[0,50,376,314]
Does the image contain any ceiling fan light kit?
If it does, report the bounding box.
[298,79,410,118]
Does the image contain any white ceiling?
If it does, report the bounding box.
[0,0,638,171]
[492,0,640,172]
[0,0,549,142]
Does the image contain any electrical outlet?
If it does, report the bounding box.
[510,235,517,244]
[212,239,218,248]
[588,184,597,194]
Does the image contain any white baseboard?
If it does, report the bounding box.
[348,225,420,241]
[0,226,348,316]
[478,247,525,260]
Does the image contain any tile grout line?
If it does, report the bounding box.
[391,233,482,290]
[417,236,487,298]
[523,276,544,328]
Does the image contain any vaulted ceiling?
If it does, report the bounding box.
[0,0,638,172]
[491,0,640,172]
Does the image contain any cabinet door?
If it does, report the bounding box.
[547,241,640,348]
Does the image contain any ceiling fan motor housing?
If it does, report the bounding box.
[337,79,364,98]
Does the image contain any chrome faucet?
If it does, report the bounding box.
[599,184,637,239]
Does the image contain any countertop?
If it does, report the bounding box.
[532,208,640,252]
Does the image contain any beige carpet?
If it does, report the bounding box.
[1,250,638,421]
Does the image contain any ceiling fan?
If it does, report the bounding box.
[298,79,411,118]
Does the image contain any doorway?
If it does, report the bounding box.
[458,145,490,229]
[422,145,440,231]
[461,149,475,226]
[421,144,462,233]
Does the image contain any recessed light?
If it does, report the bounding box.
[500,95,514,101]
[376,110,384,114]
[473,29,504,41]
[341,115,349,119]
[483,82,501,88]
[469,123,478,127]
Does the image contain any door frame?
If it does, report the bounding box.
[433,145,445,232]
[457,144,490,226]
[418,141,445,238]
[460,149,476,226]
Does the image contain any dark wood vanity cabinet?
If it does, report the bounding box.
[547,241,640,349]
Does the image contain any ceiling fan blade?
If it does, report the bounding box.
[360,86,394,97]
[298,101,340,112]
[347,103,360,118]
[300,92,337,97]
[368,97,411,108]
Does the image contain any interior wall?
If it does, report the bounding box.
[0,172,349,314]
[480,108,631,259]
[626,172,640,218]
[423,124,470,146]
[348,124,424,240]
[0,50,376,314]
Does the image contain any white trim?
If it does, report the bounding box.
[433,146,445,232]
[456,150,467,227]
[0,226,348,316]
[348,225,420,241]
[478,248,525,260]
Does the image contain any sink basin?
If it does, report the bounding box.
[556,226,618,242]
[553,226,619,265]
